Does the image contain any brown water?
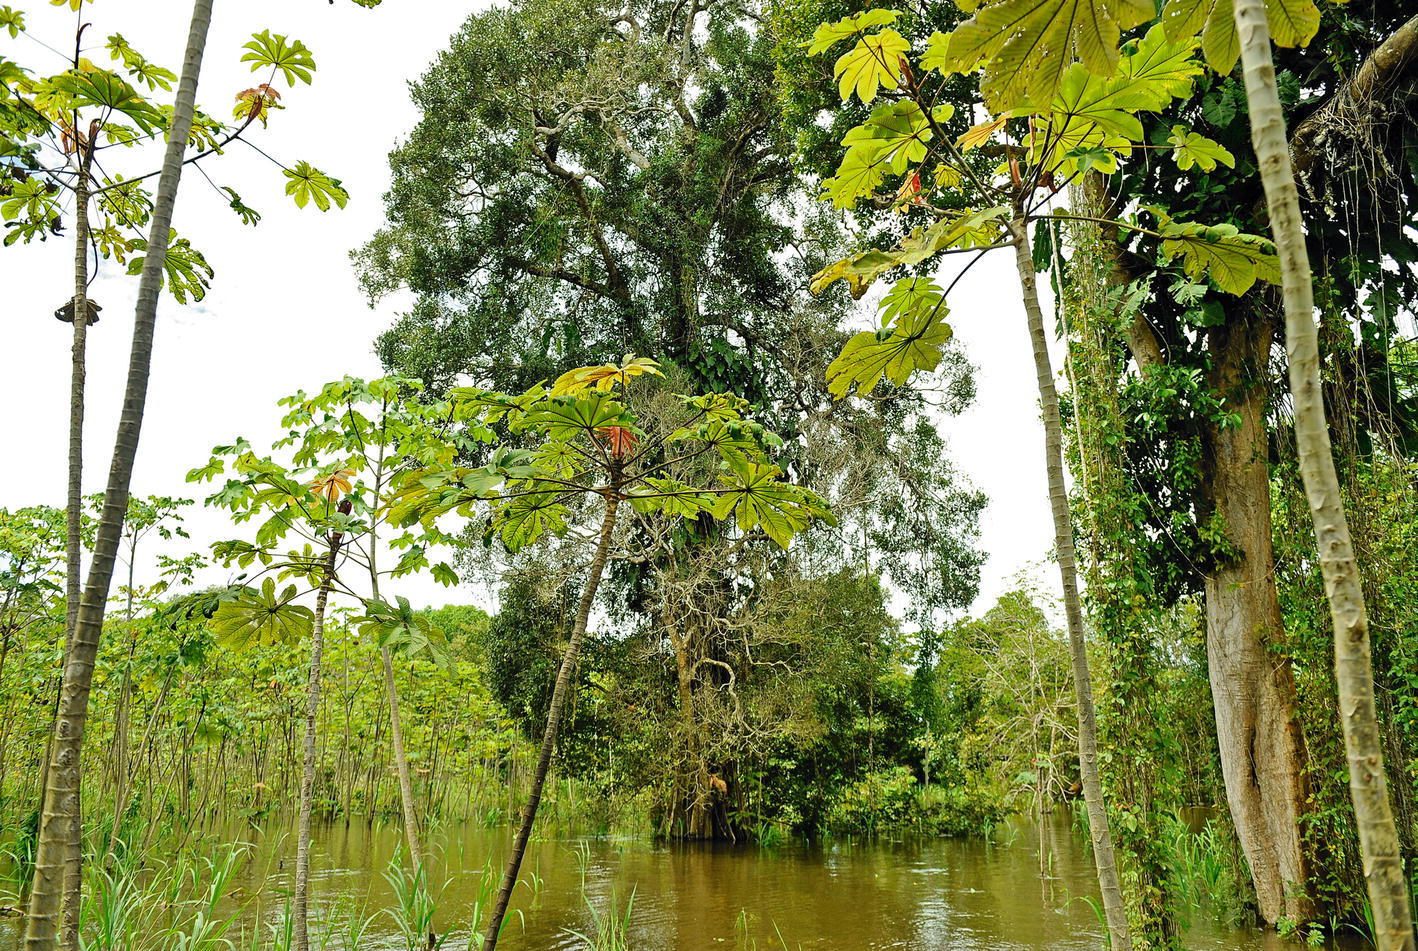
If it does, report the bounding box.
[0,816,1363,949]
[206,817,1355,951]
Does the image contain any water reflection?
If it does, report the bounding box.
[0,815,1363,949]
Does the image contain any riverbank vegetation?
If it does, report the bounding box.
[4,0,1418,948]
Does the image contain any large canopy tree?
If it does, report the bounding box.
[359,0,986,839]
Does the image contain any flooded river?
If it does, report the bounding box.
[192,816,1358,950]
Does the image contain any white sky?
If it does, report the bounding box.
[0,0,1058,619]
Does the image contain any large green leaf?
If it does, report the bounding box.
[834,28,911,103]
[1168,126,1234,171]
[1151,210,1281,295]
[947,0,1155,111]
[626,478,718,519]
[710,463,825,549]
[241,30,316,86]
[811,206,1009,298]
[211,578,314,650]
[1161,0,1319,73]
[805,9,900,56]
[826,307,954,398]
[283,161,348,211]
[354,596,447,665]
[519,391,633,442]
[493,492,569,551]
[1030,26,1204,174]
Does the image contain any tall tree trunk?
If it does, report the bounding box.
[1009,212,1132,951]
[368,453,425,871]
[1233,2,1416,946]
[482,488,621,951]
[294,540,340,951]
[1201,314,1314,924]
[58,146,92,951]
[380,645,423,865]
[23,5,212,947]
[1085,172,1317,925]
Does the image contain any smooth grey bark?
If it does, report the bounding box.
[294,541,340,951]
[483,488,621,951]
[1233,1,1416,946]
[24,4,212,948]
[1089,171,1317,926]
[1008,212,1132,951]
[1201,314,1314,924]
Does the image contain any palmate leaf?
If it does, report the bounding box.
[842,101,933,171]
[811,206,1009,298]
[125,233,214,304]
[550,355,663,395]
[826,306,954,398]
[1029,26,1204,174]
[880,277,945,325]
[710,463,830,549]
[283,161,348,211]
[1161,0,1319,73]
[211,578,314,651]
[626,477,718,518]
[1168,126,1234,171]
[354,596,447,665]
[519,390,633,442]
[821,147,887,210]
[947,0,1156,111]
[493,491,570,552]
[805,8,900,56]
[0,7,26,38]
[673,418,772,471]
[48,68,165,133]
[1150,208,1280,295]
[834,28,911,103]
[241,30,316,86]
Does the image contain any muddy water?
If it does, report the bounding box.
[221,817,1354,950]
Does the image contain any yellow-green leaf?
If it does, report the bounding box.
[826,307,954,398]
[805,9,900,56]
[950,0,1155,111]
[1162,0,1318,73]
[834,28,910,103]
[1168,126,1235,170]
[1154,213,1280,295]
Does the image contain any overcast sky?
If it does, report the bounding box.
[0,0,1059,619]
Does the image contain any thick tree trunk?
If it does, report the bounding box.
[1201,315,1314,924]
[24,6,212,948]
[1233,2,1415,946]
[1009,213,1132,951]
[482,489,620,951]
[294,542,340,951]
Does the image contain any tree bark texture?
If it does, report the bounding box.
[24,4,212,948]
[294,542,340,951]
[1201,314,1315,924]
[1233,1,1415,945]
[1009,213,1133,951]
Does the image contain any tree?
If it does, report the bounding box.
[1231,0,1416,944]
[22,5,215,945]
[385,355,830,950]
[4,3,368,946]
[362,1,986,834]
[191,377,456,951]
[793,4,1318,944]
